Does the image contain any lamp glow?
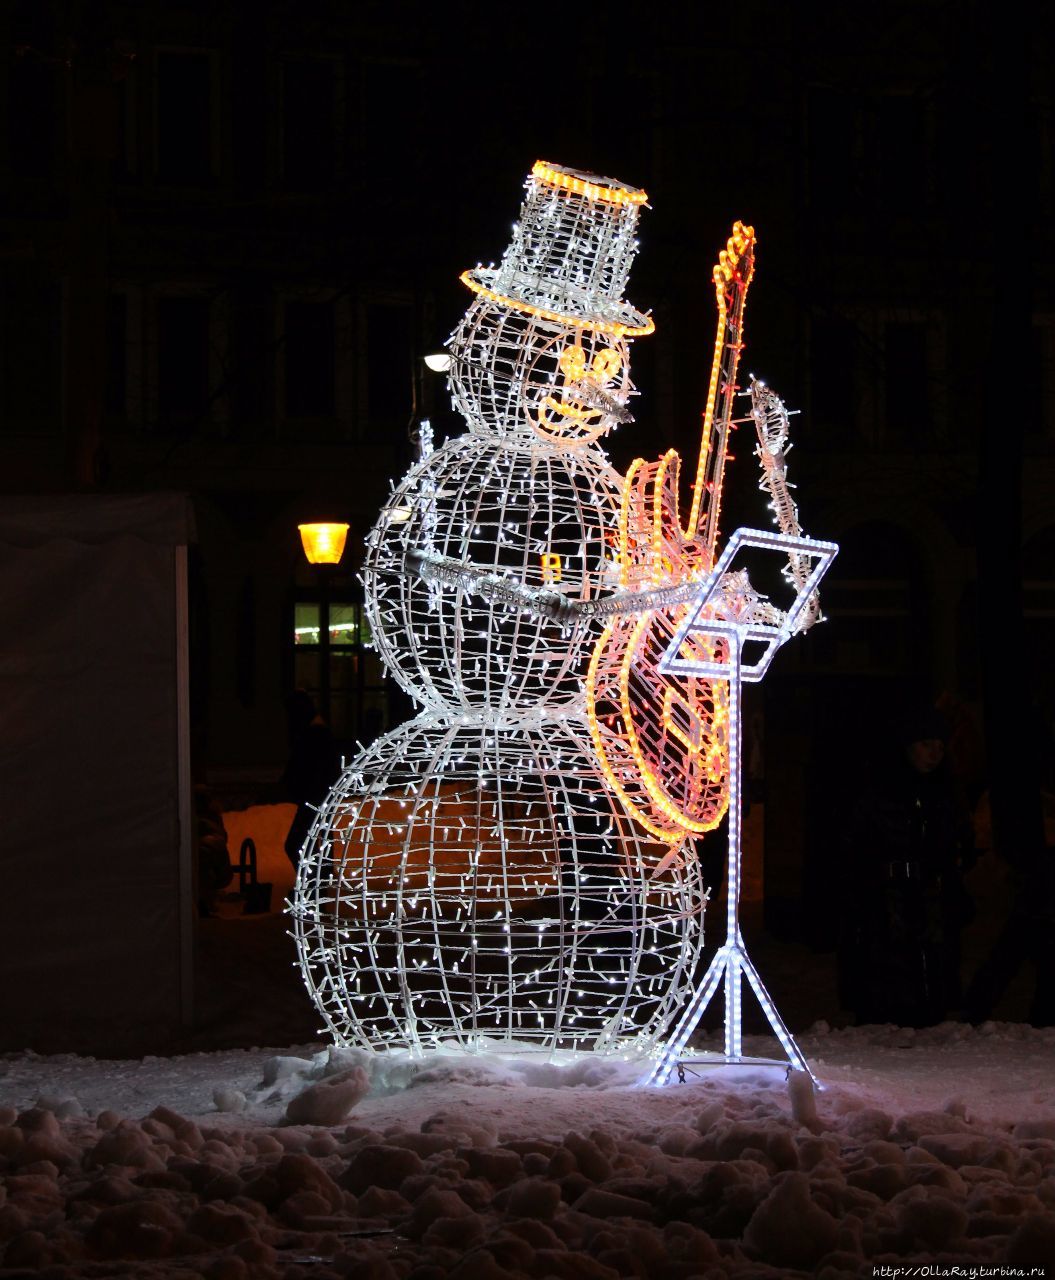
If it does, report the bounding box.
[298,522,349,566]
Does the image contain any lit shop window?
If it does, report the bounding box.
[292,599,387,745]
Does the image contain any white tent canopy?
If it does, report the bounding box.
[0,494,195,1054]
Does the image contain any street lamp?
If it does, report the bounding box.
[298,522,349,566]
[297,522,349,725]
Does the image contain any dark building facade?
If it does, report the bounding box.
[3,0,1051,937]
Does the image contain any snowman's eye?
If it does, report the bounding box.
[558,344,587,381]
[591,349,621,380]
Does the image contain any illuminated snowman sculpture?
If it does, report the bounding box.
[291,163,708,1056]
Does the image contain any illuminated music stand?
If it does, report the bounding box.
[643,527,837,1086]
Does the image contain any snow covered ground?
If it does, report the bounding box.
[3,1020,1055,1278]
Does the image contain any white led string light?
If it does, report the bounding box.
[290,162,837,1076]
[289,162,708,1056]
[641,524,838,1086]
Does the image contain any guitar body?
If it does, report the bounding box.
[586,223,755,853]
[587,453,729,846]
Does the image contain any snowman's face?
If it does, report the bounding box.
[448,301,633,448]
[533,340,628,446]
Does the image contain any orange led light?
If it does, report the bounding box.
[585,605,730,845]
[687,221,755,540]
[536,341,627,443]
[583,222,753,847]
[586,620,684,845]
[619,614,728,836]
[459,271,656,338]
[531,160,648,207]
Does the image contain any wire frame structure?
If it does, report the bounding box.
[290,161,709,1057]
[588,602,731,845]
[582,225,755,847]
[641,526,838,1086]
[291,715,707,1054]
[364,433,624,715]
[460,161,652,337]
[450,161,650,449]
[449,300,636,448]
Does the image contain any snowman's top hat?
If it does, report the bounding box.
[460,161,654,339]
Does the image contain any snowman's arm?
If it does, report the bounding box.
[404,548,778,624]
[405,548,570,619]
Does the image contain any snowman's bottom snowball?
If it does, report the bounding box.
[289,715,708,1055]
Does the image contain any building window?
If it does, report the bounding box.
[1025,319,1055,441]
[883,320,929,442]
[0,273,62,435]
[811,522,927,682]
[157,295,211,430]
[809,313,859,442]
[112,60,139,183]
[807,85,862,207]
[104,293,127,419]
[8,53,60,180]
[364,300,413,434]
[155,50,215,186]
[874,94,928,208]
[280,56,341,188]
[292,597,388,746]
[283,299,336,419]
[361,60,420,176]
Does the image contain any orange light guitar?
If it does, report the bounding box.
[586,223,755,848]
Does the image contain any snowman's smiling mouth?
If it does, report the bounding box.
[536,380,633,438]
[539,394,601,425]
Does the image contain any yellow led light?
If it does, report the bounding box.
[687,221,755,540]
[298,522,350,565]
[531,160,648,207]
[540,553,562,583]
[559,344,587,380]
[459,271,656,338]
[583,221,751,849]
[538,396,595,425]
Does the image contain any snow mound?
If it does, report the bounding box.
[1,1021,1055,1275]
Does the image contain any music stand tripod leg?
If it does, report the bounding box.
[642,943,728,1086]
[738,943,817,1082]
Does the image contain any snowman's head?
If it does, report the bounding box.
[448,298,635,447]
[447,162,651,449]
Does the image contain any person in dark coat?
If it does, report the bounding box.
[839,704,975,1027]
[282,690,340,872]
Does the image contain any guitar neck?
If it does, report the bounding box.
[688,228,755,557]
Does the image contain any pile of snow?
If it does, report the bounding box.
[2,1021,1055,1276]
